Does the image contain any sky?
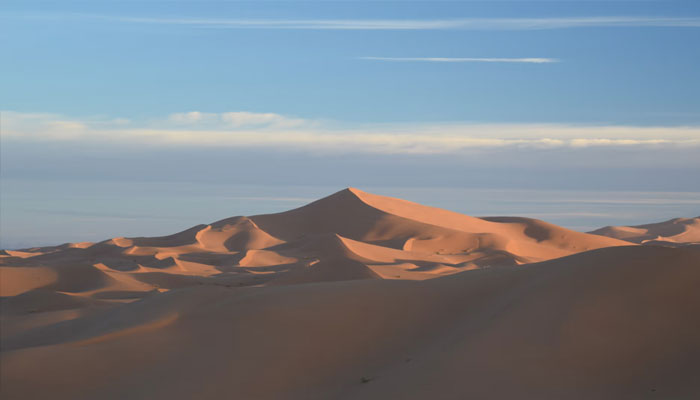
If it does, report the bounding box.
[1,1,699,248]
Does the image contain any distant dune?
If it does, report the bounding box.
[590,216,700,247]
[1,188,699,399]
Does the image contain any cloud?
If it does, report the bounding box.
[359,57,559,63]
[35,15,700,30]
[569,138,671,147]
[168,111,215,124]
[167,111,307,128]
[3,110,699,154]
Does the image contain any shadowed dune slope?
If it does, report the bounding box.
[1,245,699,400]
[590,216,700,246]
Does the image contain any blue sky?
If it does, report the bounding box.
[1,1,699,247]
[3,0,700,124]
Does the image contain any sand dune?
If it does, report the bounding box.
[1,188,699,399]
[0,188,629,296]
[590,216,700,246]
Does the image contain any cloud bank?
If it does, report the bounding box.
[3,110,699,154]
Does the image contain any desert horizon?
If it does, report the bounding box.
[4,187,700,253]
[2,1,699,398]
[4,181,699,251]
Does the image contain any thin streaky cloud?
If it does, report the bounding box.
[104,16,700,30]
[17,14,700,30]
[360,57,559,63]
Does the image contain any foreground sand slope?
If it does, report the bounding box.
[590,216,700,246]
[2,245,699,399]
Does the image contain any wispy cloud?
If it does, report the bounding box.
[36,15,700,30]
[359,57,559,63]
[3,110,700,154]
[167,111,308,129]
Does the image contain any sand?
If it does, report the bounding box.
[1,188,699,399]
[590,216,700,246]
